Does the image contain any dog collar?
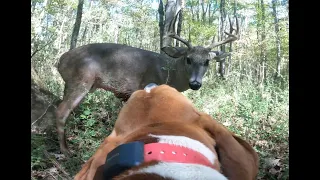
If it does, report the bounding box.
[103,141,217,179]
[144,143,216,169]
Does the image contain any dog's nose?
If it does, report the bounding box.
[144,83,158,93]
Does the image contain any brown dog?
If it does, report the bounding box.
[74,84,259,180]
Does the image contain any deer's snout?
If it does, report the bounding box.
[189,81,202,90]
[144,83,158,93]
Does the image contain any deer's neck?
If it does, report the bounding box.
[166,57,189,92]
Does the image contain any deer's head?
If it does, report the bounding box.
[162,11,239,90]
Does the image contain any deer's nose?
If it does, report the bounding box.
[189,81,202,90]
[144,83,158,93]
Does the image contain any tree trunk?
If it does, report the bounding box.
[163,0,183,48]
[259,0,267,85]
[208,2,211,24]
[176,9,183,47]
[272,0,282,80]
[70,0,84,50]
[158,0,165,52]
[226,0,237,76]
[201,0,208,23]
[196,0,200,21]
[218,0,226,78]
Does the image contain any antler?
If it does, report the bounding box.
[166,9,193,50]
[205,16,239,50]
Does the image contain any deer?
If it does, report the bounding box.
[55,9,239,156]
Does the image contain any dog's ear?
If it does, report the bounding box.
[74,131,120,180]
[198,113,259,180]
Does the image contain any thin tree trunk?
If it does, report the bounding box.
[260,0,267,85]
[226,0,237,76]
[272,0,282,80]
[70,0,84,50]
[163,0,176,47]
[158,0,165,52]
[219,0,226,78]
[176,9,183,47]
[163,0,183,48]
[196,0,200,21]
[208,2,211,24]
[190,4,195,21]
[201,0,209,23]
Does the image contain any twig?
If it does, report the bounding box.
[31,104,54,127]
[31,35,56,58]
[45,171,57,180]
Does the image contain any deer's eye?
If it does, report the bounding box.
[204,59,209,66]
[186,58,191,65]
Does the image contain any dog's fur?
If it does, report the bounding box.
[74,85,259,180]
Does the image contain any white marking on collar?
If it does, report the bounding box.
[137,162,227,180]
[149,134,216,164]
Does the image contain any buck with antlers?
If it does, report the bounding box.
[56,9,239,155]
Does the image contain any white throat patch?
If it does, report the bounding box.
[136,162,227,180]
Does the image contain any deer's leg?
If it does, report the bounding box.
[56,81,94,156]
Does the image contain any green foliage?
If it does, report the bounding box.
[184,74,288,179]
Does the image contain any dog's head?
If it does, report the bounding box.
[75,84,259,180]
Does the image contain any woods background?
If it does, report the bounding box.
[31,0,289,179]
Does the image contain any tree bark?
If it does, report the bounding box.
[70,0,84,50]
[259,0,267,85]
[201,0,209,23]
[159,0,165,52]
[163,0,183,48]
[176,9,183,47]
[226,0,237,76]
[272,0,282,80]
[218,0,226,78]
[196,0,200,21]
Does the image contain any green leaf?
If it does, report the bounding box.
[84,110,91,115]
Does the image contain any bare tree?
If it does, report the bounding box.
[218,0,227,78]
[70,0,84,50]
[200,0,209,23]
[163,0,184,47]
[259,0,267,85]
[272,0,282,80]
[159,0,165,52]
[226,0,237,76]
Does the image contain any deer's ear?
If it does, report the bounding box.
[208,51,218,59]
[210,51,231,61]
[198,113,259,180]
[161,46,188,58]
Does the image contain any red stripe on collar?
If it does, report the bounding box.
[144,143,217,170]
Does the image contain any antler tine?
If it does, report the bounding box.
[206,16,239,50]
[167,10,193,49]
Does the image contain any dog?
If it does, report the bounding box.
[74,84,259,180]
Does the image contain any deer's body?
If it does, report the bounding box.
[58,43,189,98]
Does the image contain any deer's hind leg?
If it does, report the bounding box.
[56,75,95,156]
